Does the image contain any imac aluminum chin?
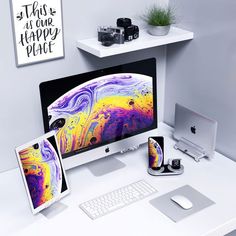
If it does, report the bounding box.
[63,127,158,173]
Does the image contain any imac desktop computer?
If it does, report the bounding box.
[39,58,158,171]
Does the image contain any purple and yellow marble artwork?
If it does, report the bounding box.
[48,73,154,155]
[149,138,164,168]
[19,140,62,209]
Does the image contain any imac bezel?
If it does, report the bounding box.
[40,58,158,170]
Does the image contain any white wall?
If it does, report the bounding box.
[0,0,168,172]
[165,0,236,161]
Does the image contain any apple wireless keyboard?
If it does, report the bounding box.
[79,180,157,219]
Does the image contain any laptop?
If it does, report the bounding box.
[173,103,217,162]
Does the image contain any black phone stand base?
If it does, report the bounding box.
[147,164,184,176]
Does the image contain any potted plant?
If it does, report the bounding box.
[142,5,175,36]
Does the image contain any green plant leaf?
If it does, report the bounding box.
[141,5,175,26]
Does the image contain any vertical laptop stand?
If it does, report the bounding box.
[174,137,206,162]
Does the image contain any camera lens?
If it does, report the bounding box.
[117,18,132,28]
[101,34,114,47]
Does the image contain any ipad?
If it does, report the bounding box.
[15,131,70,214]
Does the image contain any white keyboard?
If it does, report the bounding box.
[79,180,157,219]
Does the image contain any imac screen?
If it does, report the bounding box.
[40,58,157,159]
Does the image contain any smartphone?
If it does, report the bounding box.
[148,136,164,170]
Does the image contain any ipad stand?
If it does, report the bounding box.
[40,202,68,219]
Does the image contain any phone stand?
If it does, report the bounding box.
[147,164,184,176]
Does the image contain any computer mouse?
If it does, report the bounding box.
[171,195,193,210]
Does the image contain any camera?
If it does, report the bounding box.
[97,26,125,46]
[117,18,139,41]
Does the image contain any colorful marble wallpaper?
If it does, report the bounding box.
[19,139,62,209]
[148,138,164,168]
[48,73,154,155]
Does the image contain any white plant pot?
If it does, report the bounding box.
[148,25,171,36]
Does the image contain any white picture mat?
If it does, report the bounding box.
[10,0,64,66]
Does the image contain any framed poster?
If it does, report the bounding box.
[10,0,64,67]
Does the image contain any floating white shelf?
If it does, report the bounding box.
[76,27,194,58]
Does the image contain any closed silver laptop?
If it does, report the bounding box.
[173,103,217,162]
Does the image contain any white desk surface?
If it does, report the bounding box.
[1,123,236,236]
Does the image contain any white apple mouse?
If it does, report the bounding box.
[171,195,193,210]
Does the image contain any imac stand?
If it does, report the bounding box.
[40,202,68,219]
[87,145,140,176]
[87,156,126,176]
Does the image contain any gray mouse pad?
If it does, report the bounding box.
[149,185,215,222]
